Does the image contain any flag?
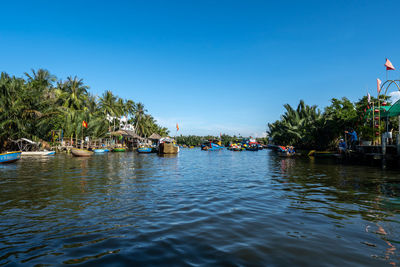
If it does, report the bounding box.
[367,93,371,104]
[82,120,88,128]
[176,123,179,131]
[377,78,382,94]
[385,58,395,70]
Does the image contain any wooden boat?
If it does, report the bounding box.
[71,148,94,157]
[93,149,109,153]
[158,137,179,154]
[137,147,152,153]
[0,151,22,163]
[21,151,55,156]
[245,146,259,151]
[112,148,126,152]
[201,141,223,151]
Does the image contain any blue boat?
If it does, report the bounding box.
[93,149,109,153]
[137,147,153,153]
[201,141,223,151]
[0,151,22,163]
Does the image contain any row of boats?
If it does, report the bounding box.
[70,137,179,157]
[201,138,264,151]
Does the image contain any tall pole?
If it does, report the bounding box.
[372,102,375,145]
[81,125,84,149]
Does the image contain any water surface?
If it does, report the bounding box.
[0,150,399,266]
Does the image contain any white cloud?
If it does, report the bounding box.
[390,91,400,104]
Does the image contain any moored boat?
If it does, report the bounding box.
[0,151,22,163]
[93,149,109,153]
[201,141,223,151]
[112,147,126,152]
[71,148,94,157]
[137,146,153,153]
[21,151,55,156]
[158,137,179,154]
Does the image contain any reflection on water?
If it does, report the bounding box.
[0,150,399,265]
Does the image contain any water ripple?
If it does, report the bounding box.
[0,150,399,265]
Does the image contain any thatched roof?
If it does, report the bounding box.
[148,133,161,140]
[110,130,142,139]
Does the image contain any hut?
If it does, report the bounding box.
[110,130,143,150]
[148,133,161,141]
[148,133,162,146]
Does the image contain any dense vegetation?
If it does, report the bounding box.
[0,69,169,150]
[267,96,393,150]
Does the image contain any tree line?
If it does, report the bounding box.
[0,69,169,150]
[267,96,394,150]
[175,134,268,147]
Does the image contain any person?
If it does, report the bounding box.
[345,129,358,150]
[338,138,346,154]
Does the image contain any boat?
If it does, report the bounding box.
[137,146,153,153]
[112,147,126,152]
[93,149,109,153]
[201,141,223,151]
[12,138,56,156]
[245,144,259,151]
[21,151,55,156]
[71,148,94,157]
[0,151,22,163]
[158,137,179,154]
[228,143,244,151]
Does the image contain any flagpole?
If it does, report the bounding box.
[372,102,375,145]
[81,124,84,149]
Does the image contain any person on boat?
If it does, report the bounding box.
[345,128,358,150]
[288,146,295,155]
[338,138,346,154]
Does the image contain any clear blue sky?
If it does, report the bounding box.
[1,0,400,136]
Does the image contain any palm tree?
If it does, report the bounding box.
[59,76,89,111]
[133,102,147,136]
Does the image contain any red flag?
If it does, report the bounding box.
[176,123,179,131]
[82,120,88,128]
[385,58,395,70]
[377,78,382,94]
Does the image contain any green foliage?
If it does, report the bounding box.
[267,97,390,150]
[0,69,169,149]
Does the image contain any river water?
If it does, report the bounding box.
[0,149,399,266]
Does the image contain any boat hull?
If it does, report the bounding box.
[112,148,126,152]
[71,148,94,157]
[137,147,152,153]
[93,149,109,153]
[159,143,179,154]
[21,151,55,156]
[0,151,22,163]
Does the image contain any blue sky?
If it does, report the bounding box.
[1,0,400,136]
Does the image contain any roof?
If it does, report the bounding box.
[366,99,400,118]
[110,130,142,139]
[148,133,161,140]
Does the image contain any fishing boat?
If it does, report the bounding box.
[158,137,179,154]
[93,149,109,153]
[112,147,126,152]
[71,148,94,157]
[0,151,22,163]
[228,143,243,151]
[137,146,153,153]
[201,141,223,151]
[21,151,55,156]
